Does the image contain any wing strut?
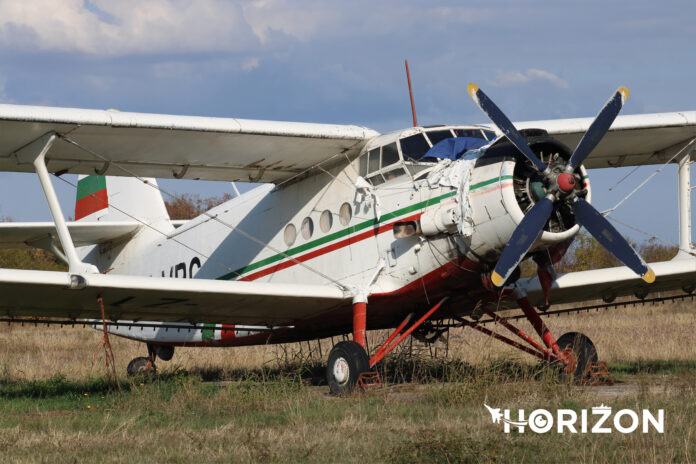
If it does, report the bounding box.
[678,150,695,257]
[11,132,98,277]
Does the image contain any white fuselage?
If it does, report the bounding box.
[87,125,586,345]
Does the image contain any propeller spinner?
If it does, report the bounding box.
[466,84,654,287]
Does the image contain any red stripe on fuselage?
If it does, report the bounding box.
[239,213,422,282]
[75,189,108,220]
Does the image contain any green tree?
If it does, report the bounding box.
[165,193,233,220]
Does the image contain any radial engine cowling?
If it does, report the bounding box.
[464,133,591,264]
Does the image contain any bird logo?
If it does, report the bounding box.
[483,404,528,427]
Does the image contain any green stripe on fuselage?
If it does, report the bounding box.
[216,173,514,281]
[217,190,458,280]
[469,175,513,191]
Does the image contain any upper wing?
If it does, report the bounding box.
[509,112,696,168]
[520,258,696,307]
[0,221,141,248]
[0,269,348,325]
[0,104,379,183]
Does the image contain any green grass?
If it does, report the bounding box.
[1,361,695,463]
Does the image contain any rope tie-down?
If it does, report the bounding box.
[91,297,121,392]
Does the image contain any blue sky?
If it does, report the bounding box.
[0,0,694,247]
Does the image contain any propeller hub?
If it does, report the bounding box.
[556,172,576,193]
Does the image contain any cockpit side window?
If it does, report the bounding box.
[425,130,454,146]
[381,142,399,168]
[399,133,431,161]
[483,130,497,141]
[368,148,380,173]
[359,152,368,177]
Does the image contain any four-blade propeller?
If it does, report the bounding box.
[466,83,654,287]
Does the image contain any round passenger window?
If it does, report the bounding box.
[320,210,333,233]
[284,224,297,247]
[339,203,352,226]
[301,217,314,240]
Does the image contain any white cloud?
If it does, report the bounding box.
[0,0,260,55]
[242,2,492,43]
[488,69,569,89]
[242,57,260,71]
[0,1,494,56]
[241,0,342,43]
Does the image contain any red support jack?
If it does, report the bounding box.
[371,312,413,364]
[480,307,555,358]
[470,324,554,362]
[466,289,571,367]
[516,296,562,357]
[369,297,447,368]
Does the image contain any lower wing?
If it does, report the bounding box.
[0,269,348,326]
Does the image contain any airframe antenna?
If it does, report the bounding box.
[405,59,418,127]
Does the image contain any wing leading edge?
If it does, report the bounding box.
[510,111,696,168]
[0,269,348,325]
[0,104,379,184]
[520,258,696,307]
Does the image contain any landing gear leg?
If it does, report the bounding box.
[326,298,370,395]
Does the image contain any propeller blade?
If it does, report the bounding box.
[567,87,629,170]
[571,198,655,283]
[491,197,554,286]
[467,83,548,172]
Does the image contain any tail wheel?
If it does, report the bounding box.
[126,356,157,377]
[556,332,598,381]
[154,345,175,361]
[326,341,369,395]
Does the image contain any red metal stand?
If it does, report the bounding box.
[356,371,383,390]
[369,298,447,368]
[468,293,570,366]
[585,361,614,385]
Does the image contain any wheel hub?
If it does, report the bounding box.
[333,357,349,385]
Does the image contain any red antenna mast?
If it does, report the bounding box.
[405,59,418,127]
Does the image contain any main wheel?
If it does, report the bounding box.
[127,356,156,377]
[326,341,369,395]
[556,332,598,381]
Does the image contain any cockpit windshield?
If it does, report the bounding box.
[399,133,431,161]
[358,127,492,185]
[425,129,454,145]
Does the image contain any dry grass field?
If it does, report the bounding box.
[1,295,696,463]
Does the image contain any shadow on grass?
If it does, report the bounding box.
[0,371,189,399]
[608,359,696,375]
[0,375,125,399]
[175,354,547,387]
[6,358,693,400]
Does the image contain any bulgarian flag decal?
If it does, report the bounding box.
[75,175,108,220]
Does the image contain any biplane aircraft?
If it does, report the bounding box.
[1,84,695,394]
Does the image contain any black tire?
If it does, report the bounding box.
[556,332,598,381]
[154,345,175,361]
[326,341,369,395]
[126,356,156,377]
